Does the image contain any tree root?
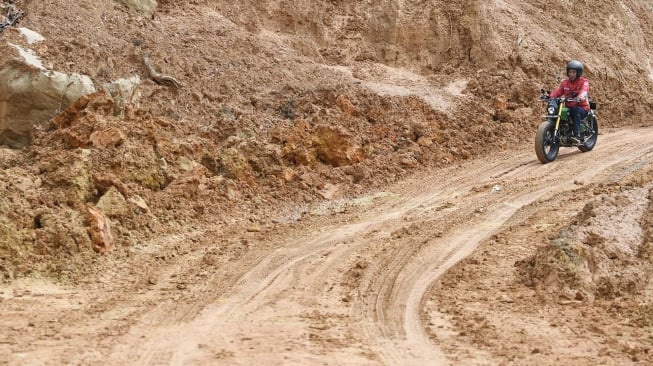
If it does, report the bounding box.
[0,4,24,33]
[143,55,182,89]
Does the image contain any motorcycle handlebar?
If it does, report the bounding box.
[540,96,582,103]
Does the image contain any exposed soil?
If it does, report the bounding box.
[2,1,653,365]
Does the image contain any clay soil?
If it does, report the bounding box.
[2,1,653,365]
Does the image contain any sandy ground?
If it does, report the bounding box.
[2,127,652,365]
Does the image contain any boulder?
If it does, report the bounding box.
[102,76,141,115]
[90,127,126,149]
[312,126,366,167]
[86,204,114,254]
[116,0,158,16]
[0,54,96,148]
[96,186,130,219]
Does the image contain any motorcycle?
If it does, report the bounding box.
[534,89,599,163]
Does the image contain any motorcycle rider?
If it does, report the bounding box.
[548,60,590,143]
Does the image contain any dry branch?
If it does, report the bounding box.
[143,55,182,89]
[0,4,24,32]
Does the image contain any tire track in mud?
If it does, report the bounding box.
[106,128,653,365]
[125,190,456,365]
[361,128,653,365]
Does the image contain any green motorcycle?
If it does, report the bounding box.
[534,89,599,163]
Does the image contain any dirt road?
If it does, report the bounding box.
[2,127,653,365]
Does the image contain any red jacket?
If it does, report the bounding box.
[550,76,590,111]
[549,76,590,111]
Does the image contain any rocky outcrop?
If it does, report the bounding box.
[0,33,96,148]
[0,28,143,149]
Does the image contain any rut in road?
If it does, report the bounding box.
[105,128,653,365]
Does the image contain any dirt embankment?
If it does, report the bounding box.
[2,0,653,280]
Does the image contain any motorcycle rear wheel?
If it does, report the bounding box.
[535,121,559,163]
[578,115,598,152]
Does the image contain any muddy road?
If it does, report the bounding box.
[2,127,653,365]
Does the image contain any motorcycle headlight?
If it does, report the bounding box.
[547,106,556,114]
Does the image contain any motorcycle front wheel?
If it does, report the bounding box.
[535,121,559,163]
